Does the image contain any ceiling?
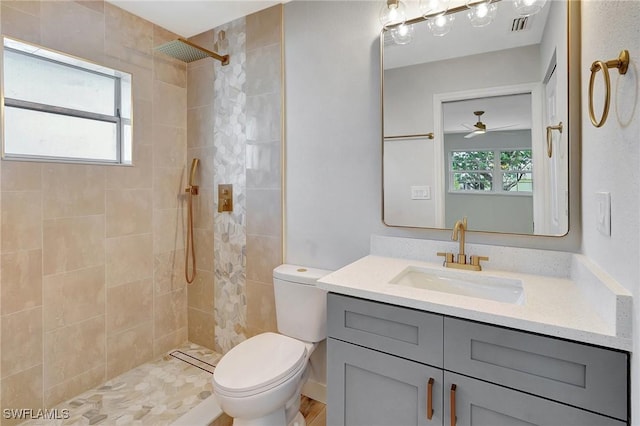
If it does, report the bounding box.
[443,93,532,134]
[105,0,282,38]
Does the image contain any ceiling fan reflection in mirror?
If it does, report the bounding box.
[462,110,517,138]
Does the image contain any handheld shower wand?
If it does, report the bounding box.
[185,158,199,283]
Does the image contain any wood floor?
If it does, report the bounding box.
[211,395,326,426]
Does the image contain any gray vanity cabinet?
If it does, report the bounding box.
[327,293,629,426]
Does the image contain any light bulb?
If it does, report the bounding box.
[391,23,414,45]
[379,0,407,28]
[427,13,455,36]
[419,0,450,17]
[513,0,547,16]
[467,0,497,27]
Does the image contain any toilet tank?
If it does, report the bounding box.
[273,264,332,343]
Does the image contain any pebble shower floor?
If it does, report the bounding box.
[23,343,222,426]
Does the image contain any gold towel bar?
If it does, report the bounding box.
[384,132,434,140]
[589,50,630,128]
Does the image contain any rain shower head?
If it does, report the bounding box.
[154,38,229,65]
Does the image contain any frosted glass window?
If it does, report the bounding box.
[2,37,132,164]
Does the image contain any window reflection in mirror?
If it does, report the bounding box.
[382,0,570,236]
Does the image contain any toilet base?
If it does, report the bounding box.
[289,411,306,426]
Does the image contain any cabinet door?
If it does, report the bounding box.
[327,338,444,426]
[444,372,626,426]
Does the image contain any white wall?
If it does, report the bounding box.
[580,1,640,423]
[284,1,386,271]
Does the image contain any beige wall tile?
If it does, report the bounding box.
[44,315,105,389]
[106,189,152,237]
[1,365,43,426]
[246,44,282,97]
[246,235,282,283]
[153,126,187,168]
[154,249,186,295]
[191,187,214,230]
[246,4,282,51]
[153,81,187,128]
[246,280,277,335]
[153,208,184,254]
[43,266,105,332]
[1,191,42,253]
[154,54,187,88]
[116,52,153,102]
[106,279,152,335]
[187,269,214,312]
[153,326,187,358]
[43,215,105,276]
[247,189,281,237]
[1,161,41,191]
[1,1,41,16]
[133,100,153,145]
[154,288,187,339]
[194,229,215,273]
[188,308,215,350]
[187,63,215,109]
[42,164,105,219]
[1,250,42,316]
[187,105,215,149]
[105,234,153,287]
[188,30,215,52]
[153,167,186,209]
[44,364,104,408]
[1,4,41,44]
[106,321,153,379]
[74,1,105,14]
[106,144,153,190]
[104,2,152,56]
[40,1,105,64]
[1,307,42,378]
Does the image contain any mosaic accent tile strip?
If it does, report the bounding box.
[212,17,248,354]
[23,343,221,426]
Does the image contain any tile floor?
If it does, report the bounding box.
[22,343,326,426]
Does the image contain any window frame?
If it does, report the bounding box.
[1,36,132,165]
[449,147,533,196]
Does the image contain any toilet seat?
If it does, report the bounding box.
[213,333,307,398]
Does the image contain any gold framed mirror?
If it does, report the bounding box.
[382,0,580,236]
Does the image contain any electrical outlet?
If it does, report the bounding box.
[596,192,611,236]
[411,185,431,200]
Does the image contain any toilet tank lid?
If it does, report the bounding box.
[273,264,332,285]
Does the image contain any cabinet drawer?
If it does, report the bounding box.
[328,293,443,367]
[444,317,628,421]
[444,371,626,426]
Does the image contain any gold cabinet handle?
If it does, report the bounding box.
[450,384,457,426]
[427,377,434,420]
[588,50,630,128]
[546,122,563,158]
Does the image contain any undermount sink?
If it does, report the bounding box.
[389,266,525,305]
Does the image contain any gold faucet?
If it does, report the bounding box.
[437,217,489,271]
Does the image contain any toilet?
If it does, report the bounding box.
[212,264,330,426]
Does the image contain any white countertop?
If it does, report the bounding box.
[317,255,633,351]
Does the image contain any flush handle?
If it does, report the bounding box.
[427,377,434,420]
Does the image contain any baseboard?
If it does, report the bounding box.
[302,379,326,404]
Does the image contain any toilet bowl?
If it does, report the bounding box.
[212,265,330,426]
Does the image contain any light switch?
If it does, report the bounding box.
[596,192,611,236]
[411,185,431,200]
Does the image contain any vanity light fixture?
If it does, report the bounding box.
[391,23,415,44]
[380,0,407,28]
[466,0,498,27]
[419,0,450,17]
[512,0,547,16]
[427,14,456,37]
